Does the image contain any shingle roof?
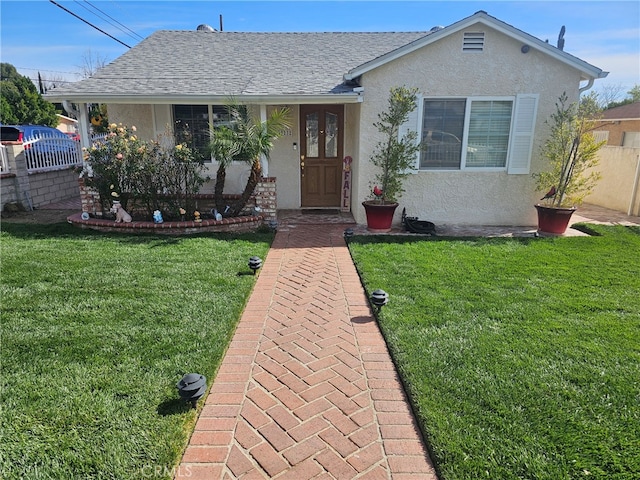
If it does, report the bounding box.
[50,31,429,98]
[46,11,606,103]
[601,102,640,120]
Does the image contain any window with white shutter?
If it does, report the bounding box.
[412,94,538,173]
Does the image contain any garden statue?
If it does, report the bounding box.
[153,210,163,223]
[110,201,132,223]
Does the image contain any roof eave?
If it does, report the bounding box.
[45,92,363,105]
[344,11,608,82]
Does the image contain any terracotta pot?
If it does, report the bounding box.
[362,201,398,233]
[535,204,577,235]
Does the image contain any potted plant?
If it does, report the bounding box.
[362,86,420,232]
[534,92,604,234]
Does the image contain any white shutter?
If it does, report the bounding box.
[507,94,539,174]
[398,94,422,173]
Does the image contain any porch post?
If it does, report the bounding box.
[259,105,268,177]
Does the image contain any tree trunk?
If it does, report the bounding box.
[230,158,261,217]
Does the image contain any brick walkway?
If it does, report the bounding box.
[176,223,437,479]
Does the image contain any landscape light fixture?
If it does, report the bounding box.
[370,289,389,310]
[248,256,263,275]
[344,228,354,238]
[176,373,207,409]
[268,219,278,232]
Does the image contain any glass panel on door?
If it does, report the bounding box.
[325,112,338,158]
[306,112,319,158]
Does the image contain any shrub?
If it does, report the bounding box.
[84,124,208,218]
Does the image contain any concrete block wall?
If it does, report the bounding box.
[1,142,81,211]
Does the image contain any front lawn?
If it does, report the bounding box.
[349,225,640,480]
[0,223,272,479]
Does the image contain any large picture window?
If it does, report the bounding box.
[420,97,514,170]
[173,105,231,161]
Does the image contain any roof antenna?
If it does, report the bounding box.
[557,25,565,51]
[219,14,223,32]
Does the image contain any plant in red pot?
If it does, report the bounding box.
[363,86,420,232]
[534,92,604,235]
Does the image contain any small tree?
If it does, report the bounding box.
[207,102,290,216]
[368,86,420,204]
[535,92,605,207]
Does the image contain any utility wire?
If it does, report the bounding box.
[49,0,131,48]
[76,0,143,42]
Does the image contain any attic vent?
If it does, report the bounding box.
[463,32,485,52]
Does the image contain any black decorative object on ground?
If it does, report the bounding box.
[248,256,263,274]
[176,373,207,409]
[370,289,389,310]
[402,208,437,235]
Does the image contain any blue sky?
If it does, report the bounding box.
[2,1,639,98]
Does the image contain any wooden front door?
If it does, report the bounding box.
[300,105,344,207]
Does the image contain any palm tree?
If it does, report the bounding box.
[208,102,290,216]
[208,124,240,214]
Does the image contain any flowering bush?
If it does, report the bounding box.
[83,123,208,218]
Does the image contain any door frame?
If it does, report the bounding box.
[299,104,345,208]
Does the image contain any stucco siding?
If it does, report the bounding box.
[353,24,584,226]
[107,104,155,140]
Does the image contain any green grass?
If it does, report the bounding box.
[348,225,640,480]
[0,222,272,480]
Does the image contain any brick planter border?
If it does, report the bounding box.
[67,212,264,235]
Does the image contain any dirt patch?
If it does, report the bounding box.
[1,209,77,225]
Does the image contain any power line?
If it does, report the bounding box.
[15,67,77,75]
[75,0,144,42]
[49,0,131,49]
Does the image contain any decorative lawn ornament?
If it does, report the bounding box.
[110,201,132,223]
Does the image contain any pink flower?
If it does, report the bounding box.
[116,153,123,159]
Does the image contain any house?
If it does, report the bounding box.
[592,101,640,148]
[56,114,78,135]
[46,11,608,227]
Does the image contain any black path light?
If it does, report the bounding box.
[176,373,207,409]
[370,289,389,311]
[268,219,278,232]
[344,228,354,238]
[248,256,263,275]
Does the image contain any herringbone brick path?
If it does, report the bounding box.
[176,224,437,479]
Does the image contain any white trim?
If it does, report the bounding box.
[45,93,363,105]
